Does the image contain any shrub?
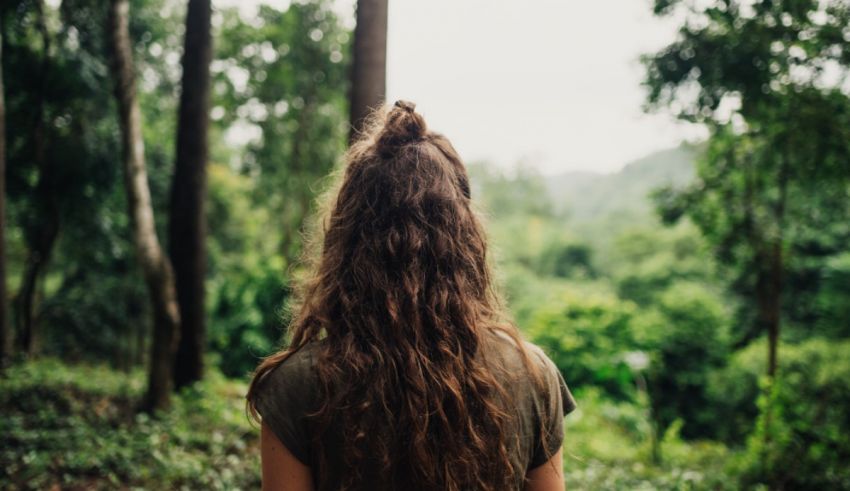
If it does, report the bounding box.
[642,282,730,441]
[527,290,639,400]
[733,338,850,490]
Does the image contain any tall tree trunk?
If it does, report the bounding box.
[170,0,212,390]
[741,145,784,380]
[349,0,388,142]
[766,243,781,378]
[755,246,782,379]
[765,148,789,379]
[107,0,180,412]
[14,0,59,357]
[0,17,10,368]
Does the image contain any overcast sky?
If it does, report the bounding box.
[219,0,707,174]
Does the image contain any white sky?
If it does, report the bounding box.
[218,0,707,174]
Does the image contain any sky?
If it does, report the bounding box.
[218,0,707,175]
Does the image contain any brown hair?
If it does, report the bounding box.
[248,101,542,490]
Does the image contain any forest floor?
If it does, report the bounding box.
[1,360,736,490]
[1,359,260,490]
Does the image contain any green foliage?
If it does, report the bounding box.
[3,0,350,373]
[206,163,290,377]
[208,260,288,378]
[611,224,717,305]
[644,0,850,124]
[703,340,764,445]
[527,289,639,400]
[0,359,260,490]
[2,0,180,362]
[38,271,148,365]
[733,339,850,490]
[789,250,850,339]
[563,388,736,491]
[645,0,850,348]
[537,241,597,279]
[642,282,730,440]
[811,252,850,339]
[213,1,350,265]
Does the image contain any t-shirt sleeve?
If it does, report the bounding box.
[529,348,577,469]
[253,349,318,466]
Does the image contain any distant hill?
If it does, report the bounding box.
[544,144,699,226]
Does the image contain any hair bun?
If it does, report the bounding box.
[376,100,427,157]
[394,100,416,112]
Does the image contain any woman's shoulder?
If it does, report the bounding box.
[260,341,321,389]
[258,341,318,406]
[485,328,557,371]
[253,341,323,466]
[484,328,577,414]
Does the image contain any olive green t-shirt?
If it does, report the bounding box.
[253,331,576,489]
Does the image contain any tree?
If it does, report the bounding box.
[170,0,212,390]
[349,0,387,141]
[107,0,180,411]
[2,0,181,369]
[645,0,850,378]
[0,10,9,367]
[14,0,59,356]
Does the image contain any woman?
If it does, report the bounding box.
[247,101,576,491]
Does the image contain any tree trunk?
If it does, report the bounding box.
[15,242,55,355]
[765,148,789,379]
[752,243,782,380]
[107,0,181,412]
[14,0,59,358]
[762,244,782,379]
[0,18,9,368]
[349,0,388,142]
[170,0,212,390]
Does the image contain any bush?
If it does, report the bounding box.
[208,259,290,378]
[527,289,640,400]
[537,241,597,279]
[206,162,292,378]
[642,282,730,441]
[705,340,765,444]
[733,339,850,490]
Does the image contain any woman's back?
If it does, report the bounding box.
[253,329,576,490]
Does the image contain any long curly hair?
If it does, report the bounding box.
[248,101,541,490]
